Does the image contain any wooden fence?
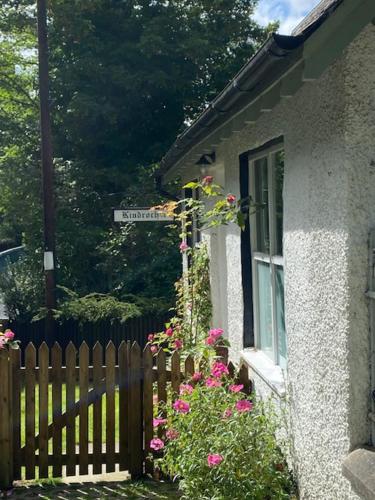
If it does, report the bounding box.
[0,341,251,490]
[8,314,169,354]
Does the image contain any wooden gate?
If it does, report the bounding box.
[0,341,251,489]
[1,341,147,484]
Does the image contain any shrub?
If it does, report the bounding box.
[154,371,293,500]
[148,179,294,498]
[148,243,213,356]
[0,255,44,322]
[51,287,141,324]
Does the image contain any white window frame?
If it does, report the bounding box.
[249,144,286,367]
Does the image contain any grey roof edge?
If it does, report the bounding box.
[158,0,344,179]
[292,0,342,36]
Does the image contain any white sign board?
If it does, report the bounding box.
[113,208,173,222]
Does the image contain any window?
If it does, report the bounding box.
[249,147,286,368]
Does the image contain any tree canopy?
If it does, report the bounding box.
[0,0,275,321]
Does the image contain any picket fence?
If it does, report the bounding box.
[0,341,252,490]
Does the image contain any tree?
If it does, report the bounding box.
[0,0,276,320]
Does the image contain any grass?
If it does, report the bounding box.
[20,384,120,452]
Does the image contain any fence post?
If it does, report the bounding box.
[0,348,13,491]
[129,342,143,478]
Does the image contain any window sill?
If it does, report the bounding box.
[240,349,286,398]
[342,447,375,500]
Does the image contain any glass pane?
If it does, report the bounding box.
[254,157,269,253]
[274,151,284,256]
[275,265,286,368]
[257,261,273,360]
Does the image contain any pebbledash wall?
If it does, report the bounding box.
[198,24,375,500]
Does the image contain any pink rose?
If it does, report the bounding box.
[179,241,189,252]
[148,334,155,342]
[235,400,253,413]
[174,339,183,350]
[207,454,223,467]
[229,384,244,393]
[205,377,222,388]
[205,336,215,346]
[180,383,194,395]
[202,175,213,186]
[211,361,229,378]
[166,429,179,440]
[153,394,158,404]
[153,417,168,427]
[223,408,233,419]
[209,328,224,339]
[226,194,236,204]
[151,345,158,354]
[165,327,173,337]
[150,438,165,451]
[206,328,224,345]
[173,399,190,413]
[4,330,15,341]
[192,372,202,382]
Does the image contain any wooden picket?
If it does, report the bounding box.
[118,340,129,471]
[11,348,21,481]
[79,342,89,476]
[38,342,49,479]
[92,341,103,475]
[105,341,116,473]
[0,349,13,489]
[0,341,252,489]
[143,345,153,474]
[65,342,76,476]
[25,343,36,480]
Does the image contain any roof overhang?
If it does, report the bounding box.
[159,0,375,183]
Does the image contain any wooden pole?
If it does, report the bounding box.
[37,0,56,342]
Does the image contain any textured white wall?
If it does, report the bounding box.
[201,23,375,500]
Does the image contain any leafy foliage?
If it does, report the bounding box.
[0,255,44,322]
[0,1,275,320]
[147,180,293,499]
[156,382,293,500]
[149,176,257,355]
[51,287,141,324]
[149,243,212,356]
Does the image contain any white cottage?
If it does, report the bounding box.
[158,0,375,498]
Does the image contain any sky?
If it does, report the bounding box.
[254,0,322,35]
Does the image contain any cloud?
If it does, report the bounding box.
[254,0,321,34]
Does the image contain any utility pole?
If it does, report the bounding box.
[37,0,56,341]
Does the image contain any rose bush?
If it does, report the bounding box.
[152,359,294,500]
[148,176,251,356]
[0,329,19,350]
[147,178,294,498]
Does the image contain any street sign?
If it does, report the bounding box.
[113,208,174,222]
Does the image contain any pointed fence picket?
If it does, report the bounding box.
[0,341,252,489]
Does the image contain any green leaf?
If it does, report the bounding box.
[183,182,199,190]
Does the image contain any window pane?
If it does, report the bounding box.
[257,261,273,360]
[274,151,284,256]
[275,265,286,368]
[254,157,269,253]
